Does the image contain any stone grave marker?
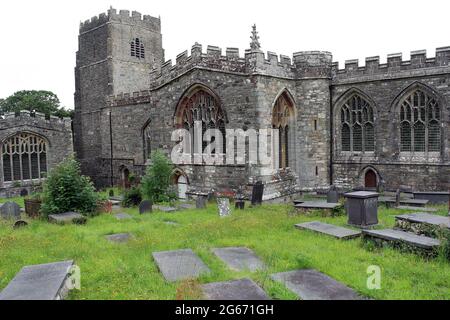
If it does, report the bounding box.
[0,202,21,220]
[20,189,29,197]
[178,203,195,210]
[105,233,133,243]
[251,181,264,206]
[152,249,210,282]
[115,213,132,220]
[212,247,265,272]
[0,260,74,300]
[13,220,28,229]
[196,196,207,209]
[217,198,231,217]
[139,200,153,214]
[202,278,270,300]
[48,212,86,225]
[327,185,339,203]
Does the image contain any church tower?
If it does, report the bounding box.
[74,7,164,186]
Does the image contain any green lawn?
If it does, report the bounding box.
[0,199,449,300]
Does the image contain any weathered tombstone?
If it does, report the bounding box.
[344,191,379,228]
[235,186,245,209]
[48,212,87,225]
[105,233,133,243]
[217,198,231,217]
[139,200,152,214]
[327,185,339,203]
[251,181,264,206]
[395,189,401,207]
[13,220,28,229]
[0,202,21,220]
[196,195,207,209]
[19,189,28,197]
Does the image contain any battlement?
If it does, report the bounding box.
[0,110,72,128]
[79,7,161,33]
[332,47,450,81]
[150,44,333,87]
[108,90,152,107]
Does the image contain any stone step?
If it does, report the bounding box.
[212,247,265,272]
[271,269,362,300]
[202,278,270,300]
[0,260,74,300]
[396,206,438,212]
[362,229,440,252]
[295,221,361,240]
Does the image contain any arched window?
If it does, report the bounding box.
[131,38,145,59]
[2,133,48,182]
[175,87,226,155]
[272,92,295,169]
[340,94,375,152]
[400,89,441,152]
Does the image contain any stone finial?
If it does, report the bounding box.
[250,24,261,51]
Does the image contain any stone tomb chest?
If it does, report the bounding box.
[344,191,379,228]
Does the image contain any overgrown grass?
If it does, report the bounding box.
[0,200,449,300]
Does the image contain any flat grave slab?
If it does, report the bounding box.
[362,229,440,250]
[379,197,429,207]
[154,205,177,213]
[295,221,361,240]
[48,212,86,225]
[414,191,450,204]
[115,213,133,220]
[396,213,450,229]
[202,278,270,300]
[178,203,195,210]
[212,247,265,272]
[295,201,341,210]
[271,269,362,300]
[105,233,133,243]
[0,260,74,300]
[396,206,437,212]
[152,249,210,282]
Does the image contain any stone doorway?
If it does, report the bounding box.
[121,168,130,189]
[364,169,377,189]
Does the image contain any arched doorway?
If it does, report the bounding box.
[177,175,188,199]
[121,168,130,189]
[364,169,377,189]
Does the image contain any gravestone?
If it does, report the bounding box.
[48,212,86,225]
[152,249,210,282]
[0,260,74,300]
[344,191,379,228]
[20,189,28,197]
[179,203,195,210]
[202,279,270,300]
[235,200,245,209]
[212,247,265,272]
[105,233,133,243]
[13,220,28,229]
[295,221,361,240]
[251,181,264,206]
[0,202,21,220]
[217,198,231,217]
[115,213,132,220]
[327,185,339,203]
[139,200,152,214]
[196,196,207,209]
[395,189,401,207]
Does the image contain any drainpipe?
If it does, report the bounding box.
[109,110,114,188]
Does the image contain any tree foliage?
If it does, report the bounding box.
[40,155,98,217]
[141,150,177,203]
[0,90,73,118]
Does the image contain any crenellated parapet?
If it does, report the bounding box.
[149,44,333,88]
[108,90,152,107]
[332,47,450,82]
[0,110,72,130]
[79,7,160,33]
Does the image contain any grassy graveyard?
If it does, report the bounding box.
[0,199,449,300]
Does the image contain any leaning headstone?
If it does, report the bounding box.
[0,202,21,220]
[152,249,210,282]
[19,189,28,197]
[202,278,270,300]
[0,260,74,300]
[139,200,152,214]
[251,181,264,206]
[327,185,339,203]
[217,198,231,217]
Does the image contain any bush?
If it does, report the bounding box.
[121,187,142,208]
[141,150,177,203]
[40,155,98,217]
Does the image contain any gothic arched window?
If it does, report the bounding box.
[340,94,375,152]
[2,133,48,182]
[272,92,295,169]
[175,87,226,155]
[400,89,441,152]
[131,38,145,59]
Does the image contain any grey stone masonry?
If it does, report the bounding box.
[0,261,74,300]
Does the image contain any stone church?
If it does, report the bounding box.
[74,8,449,200]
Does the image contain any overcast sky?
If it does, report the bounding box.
[0,0,449,109]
